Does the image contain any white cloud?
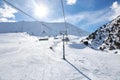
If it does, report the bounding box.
[0,18,16,22]
[0,3,18,22]
[51,13,85,23]
[110,1,120,19]
[51,1,120,31]
[111,1,119,9]
[51,8,110,24]
[66,0,77,5]
[0,18,8,22]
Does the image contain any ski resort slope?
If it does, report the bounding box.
[0,33,120,80]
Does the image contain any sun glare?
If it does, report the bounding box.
[34,4,48,19]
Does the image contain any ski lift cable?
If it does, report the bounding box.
[40,22,53,31]
[3,0,56,34]
[3,0,38,21]
[60,0,67,34]
[0,0,5,8]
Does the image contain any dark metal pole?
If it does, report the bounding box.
[63,34,65,60]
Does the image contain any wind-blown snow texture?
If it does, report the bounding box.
[0,33,120,80]
[0,21,88,37]
[82,15,120,51]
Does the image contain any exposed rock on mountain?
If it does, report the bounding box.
[82,15,120,51]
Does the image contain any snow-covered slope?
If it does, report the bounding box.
[0,21,119,80]
[0,21,88,37]
[0,33,120,80]
[82,15,120,51]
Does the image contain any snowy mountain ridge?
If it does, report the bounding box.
[0,21,89,37]
[82,15,120,51]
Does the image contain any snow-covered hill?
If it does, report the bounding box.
[0,33,120,80]
[82,15,120,51]
[0,21,119,80]
[0,21,88,37]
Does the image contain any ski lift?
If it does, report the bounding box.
[40,30,49,40]
[42,30,46,34]
[39,36,49,41]
[54,37,59,39]
[62,37,70,42]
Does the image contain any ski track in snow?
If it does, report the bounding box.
[0,33,120,80]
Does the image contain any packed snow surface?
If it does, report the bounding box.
[0,33,120,80]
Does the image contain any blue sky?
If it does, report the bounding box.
[0,0,120,32]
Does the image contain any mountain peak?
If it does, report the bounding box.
[82,15,120,51]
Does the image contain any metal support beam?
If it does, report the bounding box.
[62,34,65,60]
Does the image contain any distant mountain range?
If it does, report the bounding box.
[82,15,120,51]
[0,21,88,37]
[1,17,120,51]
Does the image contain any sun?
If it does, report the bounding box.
[34,4,49,19]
